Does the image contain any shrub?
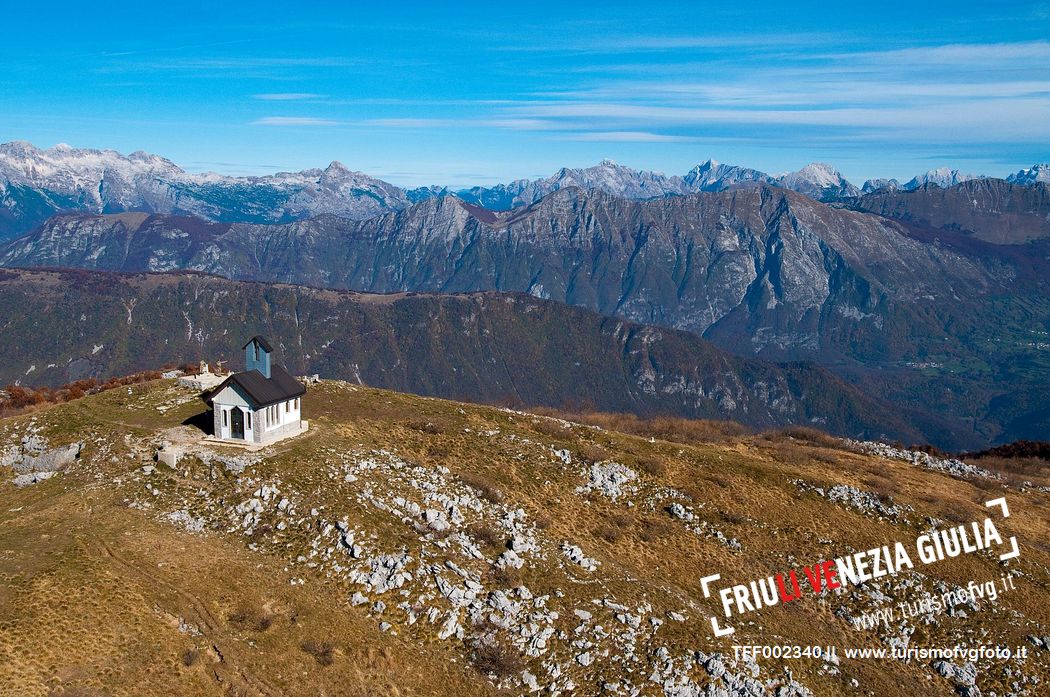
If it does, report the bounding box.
[466,522,505,550]
[1,369,163,416]
[578,443,607,463]
[227,606,273,632]
[484,565,522,588]
[403,418,444,434]
[458,472,504,504]
[635,456,666,477]
[470,639,523,678]
[773,426,844,449]
[963,440,1050,461]
[531,418,571,438]
[181,648,199,667]
[300,640,336,666]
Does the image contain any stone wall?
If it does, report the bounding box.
[255,416,302,444]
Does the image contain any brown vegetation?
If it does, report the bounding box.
[0,370,164,417]
[458,472,504,504]
[466,522,505,551]
[227,605,274,632]
[470,638,523,679]
[483,565,522,589]
[532,408,749,446]
[964,440,1050,461]
[300,640,336,666]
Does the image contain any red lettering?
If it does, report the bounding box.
[803,564,823,593]
[776,571,802,602]
[822,560,840,590]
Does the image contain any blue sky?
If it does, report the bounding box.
[3,2,1049,187]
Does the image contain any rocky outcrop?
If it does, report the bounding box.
[849,178,1050,244]
[2,430,81,486]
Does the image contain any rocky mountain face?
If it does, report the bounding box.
[0,141,410,240]
[4,141,1048,239]
[682,160,775,191]
[848,178,1050,244]
[1007,163,1050,185]
[901,167,982,191]
[456,161,687,210]
[0,268,940,442]
[455,160,850,207]
[0,186,1026,357]
[775,163,859,201]
[4,187,1045,447]
[861,178,900,194]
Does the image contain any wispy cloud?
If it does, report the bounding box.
[831,39,1050,66]
[553,131,699,142]
[251,116,340,127]
[366,117,556,130]
[253,93,326,101]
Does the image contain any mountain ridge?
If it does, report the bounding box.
[0,266,953,445]
[3,140,1046,240]
[3,186,1046,447]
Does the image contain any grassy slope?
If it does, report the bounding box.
[0,380,1048,696]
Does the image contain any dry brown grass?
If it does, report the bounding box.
[638,517,675,543]
[531,408,749,445]
[466,522,506,551]
[458,472,504,504]
[483,565,522,588]
[967,456,1049,488]
[530,418,572,438]
[578,443,608,463]
[5,379,1050,697]
[768,425,845,449]
[862,474,900,499]
[596,512,632,543]
[634,455,667,478]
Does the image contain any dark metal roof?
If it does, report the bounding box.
[241,335,274,352]
[204,363,306,408]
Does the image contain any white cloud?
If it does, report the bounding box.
[553,131,699,142]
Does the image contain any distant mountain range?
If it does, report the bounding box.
[4,183,1047,448]
[2,140,1047,240]
[0,267,942,443]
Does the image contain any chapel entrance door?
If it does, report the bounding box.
[230,408,245,440]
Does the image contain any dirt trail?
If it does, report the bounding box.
[88,535,280,697]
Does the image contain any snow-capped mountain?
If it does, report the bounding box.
[774,163,860,201]
[3,141,1048,241]
[459,159,778,209]
[902,167,982,191]
[861,178,900,194]
[0,141,410,239]
[682,159,775,191]
[1006,164,1050,185]
[456,160,687,209]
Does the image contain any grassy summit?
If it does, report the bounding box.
[1,379,1047,696]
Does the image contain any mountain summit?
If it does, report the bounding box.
[775,162,859,201]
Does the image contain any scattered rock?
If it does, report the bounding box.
[576,462,638,501]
